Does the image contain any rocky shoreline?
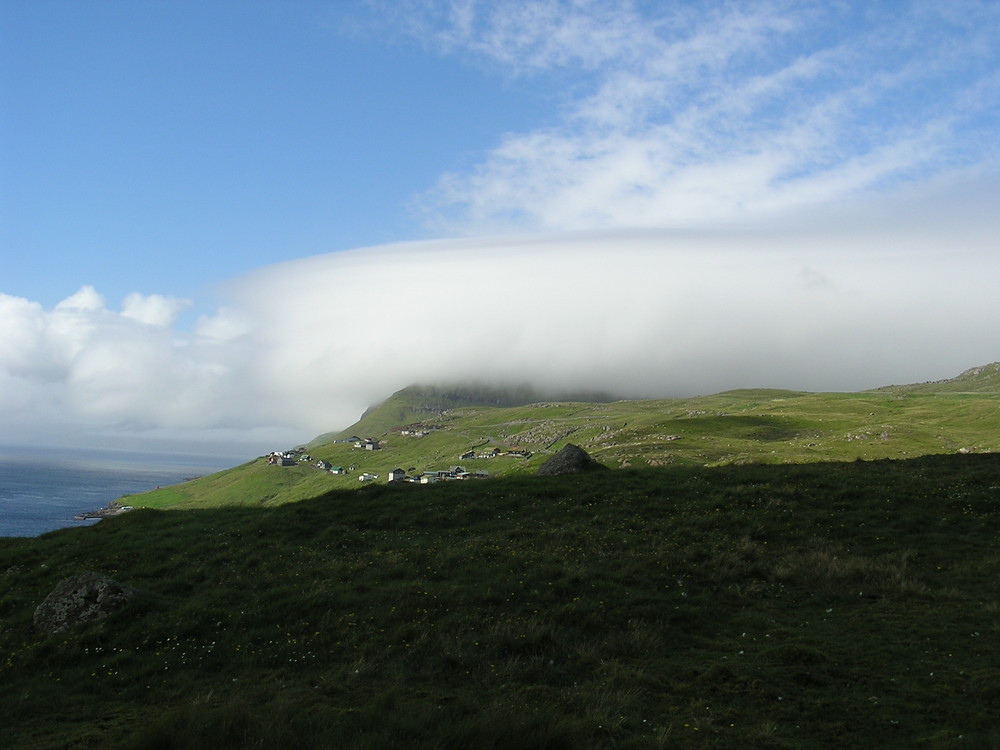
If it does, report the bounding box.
[74,503,134,521]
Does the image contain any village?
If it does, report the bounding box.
[265,434,532,485]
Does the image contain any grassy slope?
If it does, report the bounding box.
[874,362,1000,394]
[325,383,616,441]
[1,454,997,748]
[130,387,1000,510]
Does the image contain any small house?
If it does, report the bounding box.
[387,468,407,482]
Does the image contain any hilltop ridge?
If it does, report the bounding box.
[323,382,617,440]
[872,361,1000,393]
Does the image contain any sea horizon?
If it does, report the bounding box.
[0,445,246,538]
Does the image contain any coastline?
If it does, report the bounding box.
[74,503,135,521]
[0,449,234,537]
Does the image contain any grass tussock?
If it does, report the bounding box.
[1,453,998,748]
[772,545,927,599]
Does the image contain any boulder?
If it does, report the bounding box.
[536,443,608,476]
[34,572,138,635]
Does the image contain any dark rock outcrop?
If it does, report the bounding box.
[536,443,608,476]
[34,572,138,634]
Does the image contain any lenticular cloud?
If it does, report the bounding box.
[225,226,999,438]
[3,176,999,453]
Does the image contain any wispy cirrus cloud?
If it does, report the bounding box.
[382,0,1000,233]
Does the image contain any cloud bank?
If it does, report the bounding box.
[0,287,279,455]
[230,177,1000,435]
[3,174,998,453]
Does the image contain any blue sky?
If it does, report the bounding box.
[3,1,553,312]
[2,0,999,455]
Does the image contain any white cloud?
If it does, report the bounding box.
[192,307,253,342]
[121,293,192,327]
[402,0,655,73]
[0,288,288,454]
[390,0,1000,234]
[55,285,105,312]
[215,172,999,436]
[3,171,998,454]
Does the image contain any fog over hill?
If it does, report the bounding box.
[2,175,999,455]
[231,187,1000,441]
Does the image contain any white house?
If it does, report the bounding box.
[387,468,407,482]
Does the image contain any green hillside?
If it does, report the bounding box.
[319,382,616,440]
[873,362,1000,394]
[129,371,1000,510]
[2,454,997,748]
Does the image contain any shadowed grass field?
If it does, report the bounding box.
[1,453,998,748]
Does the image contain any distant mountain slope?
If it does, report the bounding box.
[873,362,1000,393]
[328,382,615,439]
[131,363,1000,511]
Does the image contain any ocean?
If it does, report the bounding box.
[0,447,239,537]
